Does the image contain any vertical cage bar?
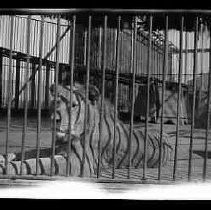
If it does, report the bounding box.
[31,63,36,109]
[141,37,144,74]
[36,15,44,175]
[0,51,2,108]
[151,42,154,78]
[5,16,14,174]
[184,31,188,83]
[173,16,184,181]
[20,15,31,175]
[158,15,168,181]
[153,44,156,79]
[158,53,160,80]
[143,15,153,180]
[83,29,87,66]
[66,15,76,176]
[81,15,92,177]
[188,16,199,181]
[98,27,102,69]
[50,15,61,176]
[156,47,159,79]
[15,59,20,110]
[127,16,137,179]
[112,15,121,179]
[45,62,50,109]
[97,15,107,178]
[203,23,211,181]
[199,22,204,104]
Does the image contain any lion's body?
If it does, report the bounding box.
[0,83,173,177]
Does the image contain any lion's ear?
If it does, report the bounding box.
[50,84,67,98]
[89,85,100,105]
[50,84,62,96]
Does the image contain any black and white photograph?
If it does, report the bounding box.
[0,8,211,199]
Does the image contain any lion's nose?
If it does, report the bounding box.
[51,111,61,121]
[55,119,61,130]
[55,131,66,145]
[56,119,61,124]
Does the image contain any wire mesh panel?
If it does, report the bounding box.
[0,9,211,184]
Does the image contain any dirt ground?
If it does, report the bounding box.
[0,115,211,183]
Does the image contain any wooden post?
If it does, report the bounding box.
[15,58,20,110]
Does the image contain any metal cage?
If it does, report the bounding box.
[0,9,211,184]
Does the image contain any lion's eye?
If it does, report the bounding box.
[72,102,78,108]
[56,100,61,107]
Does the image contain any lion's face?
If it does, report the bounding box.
[49,83,100,143]
[50,85,85,143]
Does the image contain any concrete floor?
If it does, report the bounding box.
[0,114,211,183]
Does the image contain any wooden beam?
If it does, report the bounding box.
[173,48,211,54]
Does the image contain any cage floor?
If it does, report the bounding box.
[96,159,211,183]
[0,115,211,183]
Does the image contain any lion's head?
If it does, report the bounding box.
[49,83,100,144]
